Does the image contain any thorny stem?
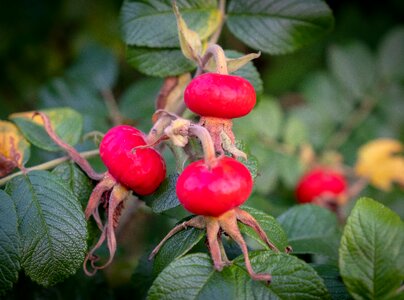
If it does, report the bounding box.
[325,96,378,150]
[35,112,104,180]
[0,149,100,186]
[189,124,217,167]
[101,89,123,126]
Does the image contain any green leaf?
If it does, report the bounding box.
[10,108,83,152]
[328,43,376,98]
[339,198,404,300]
[119,78,163,133]
[226,0,334,55]
[277,205,340,262]
[283,116,307,148]
[39,78,109,132]
[226,50,263,95]
[127,47,195,77]
[278,153,303,188]
[5,171,87,287]
[239,206,289,252]
[144,174,180,213]
[378,26,404,81]
[233,97,283,142]
[152,226,205,275]
[234,140,258,180]
[299,72,355,123]
[66,44,118,91]
[121,0,220,48]
[52,162,94,209]
[0,190,20,296]
[148,252,330,299]
[312,264,351,300]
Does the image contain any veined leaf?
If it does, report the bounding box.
[239,206,289,252]
[227,0,334,54]
[277,205,340,262]
[9,108,83,152]
[127,47,195,77]
[0,190,20,295]
[152,226,205,275]
[148,252,330,299]
[52,162,94,209]
[5,171,87,287]
[121,0,220,48]
[339,198,404,300]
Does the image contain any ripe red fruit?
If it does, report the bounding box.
[99,125,166,195]
[295,168,347,204]
[184,73,256,119]
[176,156,253,217]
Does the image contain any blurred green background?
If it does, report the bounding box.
[1,0,403,298]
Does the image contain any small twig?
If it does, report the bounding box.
[0,149,100,186]
[208,0,226,45]
[325,96,378,150]
[101,89,123,126]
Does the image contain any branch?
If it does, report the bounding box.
[0,149,100,186]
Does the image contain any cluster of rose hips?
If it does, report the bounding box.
[38,45,287,282]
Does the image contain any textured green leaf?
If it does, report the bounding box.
[10,108,83,152]
[233,98,283,142]
[378,26,404,81]
[119,78,163,132]
[283,116,307,148]
[277,205,340,261]
[121,0,220,48]
[227,0,334,54]
[144,174,180,213]
[239,206,289,252]
[312,264,351,300]
[5,171,87,287]
[66,44,118,91]
[299,72,355,123]
[152,226,205,275]
[226,50,263,95]
[0,190,20,296]
[339,198,404,300]
[148,252,330,299]
[278,153,303,188]
[127,47,195,77]
[234,140,259,180]
[39,78,109,132]
[329,43,376,98]
[52,162,94,209]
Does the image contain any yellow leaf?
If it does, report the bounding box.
[0,120,30,176]
[9,111,45,125]
[355,139,404,191]
[173,2,202,63]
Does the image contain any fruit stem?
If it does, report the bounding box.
[189,124,217,167]
[35,112,104,180]
[0,149,100,186]
[201,44,228,75]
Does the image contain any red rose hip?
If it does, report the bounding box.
[176,156,253,217]
[296,168,347,204]
[184,73,256,119]
[99,125,166,195]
